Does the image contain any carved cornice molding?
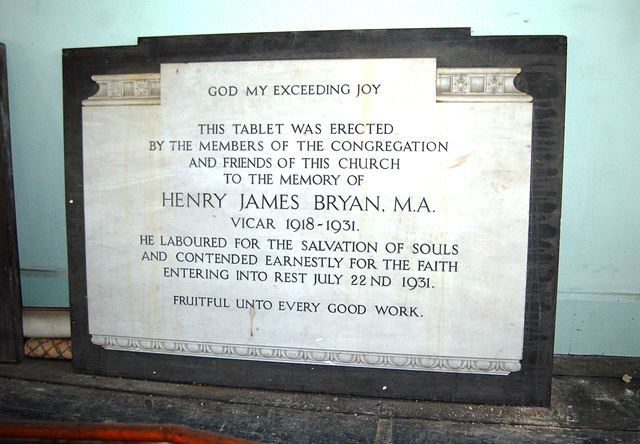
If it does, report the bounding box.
[92,335,522,375]
[83,68,531,106]
[436,68,532,102]
[83,74,161,106]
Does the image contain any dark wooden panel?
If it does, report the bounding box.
[1,358,639,443]
[0,43,24,363]
[63,28,566,406]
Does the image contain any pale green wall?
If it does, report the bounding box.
[1,0,638,356]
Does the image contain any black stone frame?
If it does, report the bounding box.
[63,28,566,406]
[0,43,24,363]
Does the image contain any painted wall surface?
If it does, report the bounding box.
[0,0,638,356]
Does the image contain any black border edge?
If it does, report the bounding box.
[0,42,25,363]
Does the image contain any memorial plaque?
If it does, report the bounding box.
[64,29,566,405]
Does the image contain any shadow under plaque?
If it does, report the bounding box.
[63,28,566,406]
